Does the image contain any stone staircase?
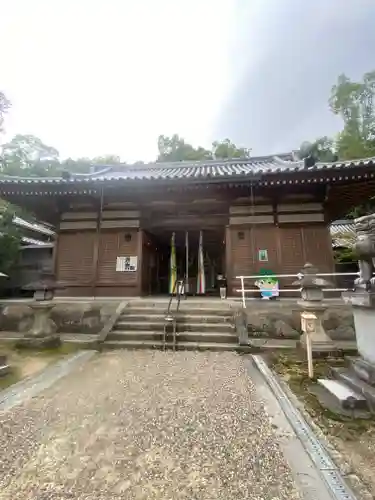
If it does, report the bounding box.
[104,299,243,351]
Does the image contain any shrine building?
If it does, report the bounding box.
[0,153,373,297]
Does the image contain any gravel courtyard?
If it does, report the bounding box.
[0,350,301,499]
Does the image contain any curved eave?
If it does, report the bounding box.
[0,157,374,195]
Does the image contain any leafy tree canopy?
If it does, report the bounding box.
[0,202,22,273]
[330,71,375,160]
[298,136,337,162]
[300,70,375,164]
[157,134,251,162]
[0,92,11,134]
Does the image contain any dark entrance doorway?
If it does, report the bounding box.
[141,229,225,296]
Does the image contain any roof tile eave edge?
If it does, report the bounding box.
[315,156,375,168]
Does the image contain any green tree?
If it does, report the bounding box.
[299,137,336,162]
[0,202,21,273]
[157,134,251,162]
[0,95,21,273]
[1,134,60,176]
[92,155,121,164]
[157,134,212,162]
[212,138,251,159]
[0,92,11,134]
[329,71,375,159]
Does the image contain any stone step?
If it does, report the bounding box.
[124,307,234,316]
[129,299,232,307]
[114,321,233,333]
[331,367,375,406]
[317,378,368,411]
[103,339,250,352]
[107,330,238,344]
[119,313,233,324]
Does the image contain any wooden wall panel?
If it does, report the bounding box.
[57,231,96,284]
[252,226,279,274]
[278,227,304,274]
[229,225,279,295]
[97,229,139,286]
[302,225,334,273]
[230,227,254,277]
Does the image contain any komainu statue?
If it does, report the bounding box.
[353,214,375,290]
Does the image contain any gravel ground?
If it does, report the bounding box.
[0,351,301,499]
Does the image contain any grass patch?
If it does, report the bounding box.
[269,352,375,440]
[0,341,83,392]
[0,341,82,358]
[0,366,22,390]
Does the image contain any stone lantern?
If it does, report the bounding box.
[16,267,65,349]
[293,263,336,354]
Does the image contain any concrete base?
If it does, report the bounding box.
[317,378,368,411]
[332,366,375,410]
[310,382,371,418]
[16,335,61,350]
[350,357,375,385]
[352,306,375,365]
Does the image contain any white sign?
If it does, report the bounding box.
[116,256,137,272]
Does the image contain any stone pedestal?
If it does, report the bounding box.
[333,289,375,409]
[298,300,337,354]
[342,290,375,364]
[16,302,61,349]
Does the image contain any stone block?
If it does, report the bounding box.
[273,319,299,339]
[352,306,375,365]
[333,367,375,407]
[51,302,118,334]
[245,310,300,338]
[317,378,368,411]
[322,308,354,331]
[327,324,355,341]
[0,305,33,332]
[350,357,375,386]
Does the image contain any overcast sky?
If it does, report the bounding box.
[1,0,375,161]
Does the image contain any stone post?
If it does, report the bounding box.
[342,214,375,386]
[293,263,336,354]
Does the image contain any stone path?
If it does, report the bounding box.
[0,351,303,499]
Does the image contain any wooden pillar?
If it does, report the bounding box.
[225,225,232,296]
[91,188,104,297]
[136,229,143,296]
[52,232,59,277]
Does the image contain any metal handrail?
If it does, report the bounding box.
[235,271,362,309]
[166,275,186,317]
[166,278,178,318]
[164,276,186,350]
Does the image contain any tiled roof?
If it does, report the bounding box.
[0,154,374,185]
[21,236,54,248]
[329,220,356,248]
[13,216,55,236]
